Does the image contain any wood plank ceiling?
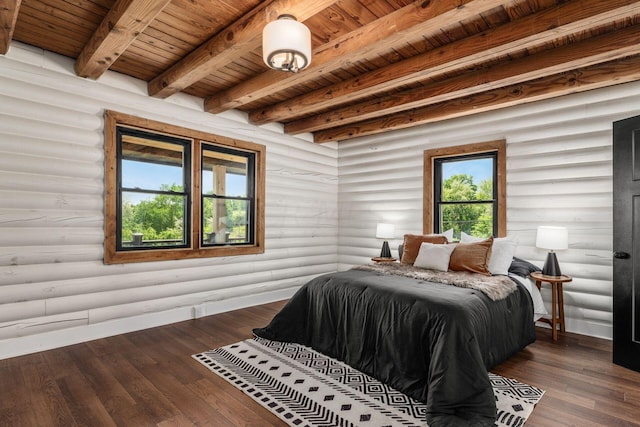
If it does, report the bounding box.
[2,0,640,143]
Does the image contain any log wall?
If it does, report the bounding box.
[3,41,640,358]
[0,43,339,359]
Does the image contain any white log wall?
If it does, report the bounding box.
[2,41,639,359]
[0,43,339,359]
[338,80,640,340]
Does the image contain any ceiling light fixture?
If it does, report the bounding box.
[262,14,311,73]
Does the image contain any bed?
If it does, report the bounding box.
[253,235,541,426]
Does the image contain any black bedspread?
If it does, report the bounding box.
[253,269,535,426]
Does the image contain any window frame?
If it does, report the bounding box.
[104,110,265,264]
[423,140,506,238]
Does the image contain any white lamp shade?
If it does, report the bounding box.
[262,15,311,72]
[376,223,395,239]
[536,226,568,250]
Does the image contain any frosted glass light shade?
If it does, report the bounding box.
[262,15,311,73]
[376,223,395,239]
[536,226,568,250]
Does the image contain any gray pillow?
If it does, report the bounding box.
[508,257,541,277]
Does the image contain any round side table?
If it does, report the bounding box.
[530,271,572,341]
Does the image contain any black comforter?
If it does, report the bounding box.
[253,269,535,426]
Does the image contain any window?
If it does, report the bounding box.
[117,127,191,250]
[423,140,506,240]
[104,111,265,264]
[200,143,255,246]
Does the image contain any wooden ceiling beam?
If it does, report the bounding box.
[203,0,510,114]
[74,0,171,79]
[249,0,640,126]
[0,0,22,54]
[147,0,339,99]
[313,55,640,143]
[286,23,640,135]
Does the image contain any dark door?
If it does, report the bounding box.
[613,115,640,372]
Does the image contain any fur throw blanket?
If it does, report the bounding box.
[353,262,517,301]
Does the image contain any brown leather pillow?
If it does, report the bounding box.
[400,233,449,265]
[449,237,494,275]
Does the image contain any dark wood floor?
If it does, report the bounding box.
[1,300,639,426]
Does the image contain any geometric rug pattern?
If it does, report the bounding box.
[193,337,544,426]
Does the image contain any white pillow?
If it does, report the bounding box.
[460,232,517,275]
[414,242,457,272]
[440,228,454,242]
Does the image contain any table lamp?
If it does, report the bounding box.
[536,226,568,276]
[376,223,395,258]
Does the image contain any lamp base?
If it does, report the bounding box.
[542,251,562,276]
[380,241,391,258]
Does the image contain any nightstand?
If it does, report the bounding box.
[371,257,396,263]
[530,271,572,341]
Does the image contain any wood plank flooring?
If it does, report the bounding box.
[1,300,639,426]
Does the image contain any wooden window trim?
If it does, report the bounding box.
[423,140,506,237]
[104,110,265,264]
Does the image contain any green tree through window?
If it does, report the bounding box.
[122,184,185,245]
[440,173,494,239]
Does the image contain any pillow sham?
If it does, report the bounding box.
[460,232,516,275]
[414,242,457,272]
[508,256,541,277]
[400,233,449,265]
[449,237,493,275]
[440,228,454,242]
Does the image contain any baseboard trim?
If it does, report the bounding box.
[0,287,298,360]
[535,318,612,341]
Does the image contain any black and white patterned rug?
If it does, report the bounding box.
[193,338,544,426]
